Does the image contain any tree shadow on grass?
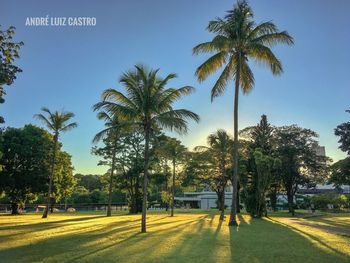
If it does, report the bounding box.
[229,216,349,263]
[1,212,349,263]
[0,214,210,263]
[268,217,350,257]
[306,216,350,229]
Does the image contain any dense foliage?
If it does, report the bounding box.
[0,26,23,124]
[0,125,75,214]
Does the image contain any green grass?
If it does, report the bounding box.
[0,210,349,263]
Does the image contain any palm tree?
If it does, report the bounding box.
[195,130,233,220]
[93,111,123,217]
[193,0,293,225]
[93,65,199,232]
[159,137,187,217]
[34,107,77,218]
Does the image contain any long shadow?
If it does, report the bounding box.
[155,215,220,263]
[0,214,106,232]
[0,214,209,263]
[0,214,173,241]
[228,216,349,262]
[69,216,208,262]
[2,213,348,263]
[306,217,350,229]
[268,217,350,258]
[0,216,141,240]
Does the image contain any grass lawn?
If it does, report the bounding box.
[0,210,349,263]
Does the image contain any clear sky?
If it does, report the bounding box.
[1,0,349,174]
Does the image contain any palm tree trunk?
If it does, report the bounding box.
[107,147,117,217]
[229,75,239,226]
[43,134,58,219]
[171,159,175,217]
[141,128,150,233]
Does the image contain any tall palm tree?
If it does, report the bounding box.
[195,130,233,220]
[193,0,293,225]
[93,111,123,217]
[34,107,77,218]
[94,64,199,232]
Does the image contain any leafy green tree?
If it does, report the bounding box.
[74,174,104,192]
[92,111,124,216]
[34,107,77,218]
[331,109,350,187]
[330,157,350,187]
[248,149,280,217]
[68,186,91,204]
[94,65,199,232]
[115,130,144,214]
[0,125,51,214]
[90,189,108,204]
[275,125,328,216]
[311,193,349,210]
[193,0,293,225]
[334,109,350,154]
[240,115,281,215]
[52,151,76,210]
[0,26,24,123]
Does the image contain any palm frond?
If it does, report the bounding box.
[33,113,55,131]
[34,107,77,134]
[154,109,200,134]
[61,122,78,132]
[253,31,294,47]
[239,60,255,93]
[211,55,237,101]
[100,88,137,109]
[195,51,227,82]
[248,44,283,75]
[248,21,278,39]
[158,86,195,109]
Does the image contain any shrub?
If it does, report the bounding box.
[311,193,349,210]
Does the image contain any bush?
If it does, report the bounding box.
[311,193,349,210]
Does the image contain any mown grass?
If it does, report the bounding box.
[0,210,349,263]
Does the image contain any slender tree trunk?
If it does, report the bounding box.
[107,148,117,217]
[287,189,295,216]
[219,188,225,221]
[229,74,240,226]
[270,188,277,212]
[165,162,169,212]
[50,198,54,213]
[141,128,150,233]
[237,182,240,213]
[43,134,58,219]
[171,159,175,217]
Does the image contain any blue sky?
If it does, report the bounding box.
[1,0,349,174]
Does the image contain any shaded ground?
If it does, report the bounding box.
[0,211,349,263]
[273,214,350,237]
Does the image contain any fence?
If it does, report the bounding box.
[0,203,129,213]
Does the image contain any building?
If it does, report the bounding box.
[175,187,233,209]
